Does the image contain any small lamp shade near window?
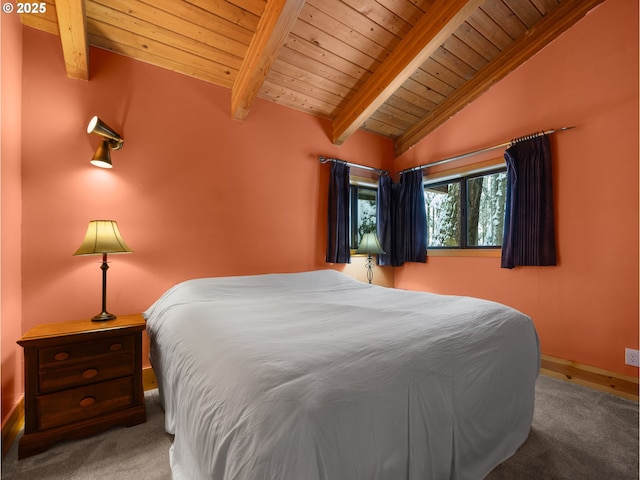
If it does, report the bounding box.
[74,220,132,321]
[356,232,386,284]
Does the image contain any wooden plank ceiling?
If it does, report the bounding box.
[22,0,603,157]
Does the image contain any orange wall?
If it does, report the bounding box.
[394,0,639,376]
[3,0,637,431]
[1,11,24,428]
[4,27,395,425]
[19,28,394,331]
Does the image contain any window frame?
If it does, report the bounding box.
[423,159,506,254]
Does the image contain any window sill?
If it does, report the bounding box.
[427,249,501,258]
[352,250,501,257]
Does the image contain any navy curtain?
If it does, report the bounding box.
[326,162,351,264]
[398,170,427,264]
[501,135,557,269]
[378,171,427,266]
[377,175,395,266]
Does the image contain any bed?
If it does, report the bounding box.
[143,269,539,480]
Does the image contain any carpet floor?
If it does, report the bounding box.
[2,375,638,479]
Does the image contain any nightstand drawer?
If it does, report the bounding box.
[39,356,134,393]
[38,377,134,430]
[39,335,134,368]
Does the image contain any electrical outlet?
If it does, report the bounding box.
[625,348,639,367]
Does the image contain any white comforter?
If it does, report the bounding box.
[144,270,539,480]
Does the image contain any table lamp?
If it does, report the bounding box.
[73,220,132,321]
[356,232,386,284]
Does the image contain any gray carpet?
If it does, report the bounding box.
[2,389,172,480]
[2,375,638,479]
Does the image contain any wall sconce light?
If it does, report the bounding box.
[87,116,124,168]
[356,232,386,284]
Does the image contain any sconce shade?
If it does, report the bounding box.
[73,220,133,256]
[90,139,113,169]
[87,116,124,149]
[356,232,386,255]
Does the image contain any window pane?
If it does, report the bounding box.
[355,188,377,248]
[425,182,461,247]
[466,171,506,247]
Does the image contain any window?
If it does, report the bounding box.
[350,185,377,249]
[424,168,507,249]
[425,181,461,247]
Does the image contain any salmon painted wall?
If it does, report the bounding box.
[394,0,639,376]
[1,11,24,429]
[4,0,636,432]
[9,26,394,424]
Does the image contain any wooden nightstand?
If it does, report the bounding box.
[17,313,147,459]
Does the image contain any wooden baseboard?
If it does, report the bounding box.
[540,354,639,402]
[142,366,158,391]
[2,398,24,458]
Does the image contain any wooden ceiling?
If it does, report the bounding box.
[21,0,603,156]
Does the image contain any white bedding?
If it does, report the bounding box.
[144,269,539,480]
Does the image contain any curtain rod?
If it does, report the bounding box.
[398,126,575,175]
[318,156,389,176]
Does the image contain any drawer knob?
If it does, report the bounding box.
[110,343,123,352]
[79,396,96,408]
[82,368,98,379]
[54,352,69,361]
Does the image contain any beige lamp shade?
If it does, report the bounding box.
[356,232,386,255]
[73,220,133,256]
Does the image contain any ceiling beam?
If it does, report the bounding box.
[331,0,483,146]
[231,0,306,120]
[55,0,89,80]
[394,0,606,157]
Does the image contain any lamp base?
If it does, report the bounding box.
[92,311,116,322]
[365,254,375,284]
